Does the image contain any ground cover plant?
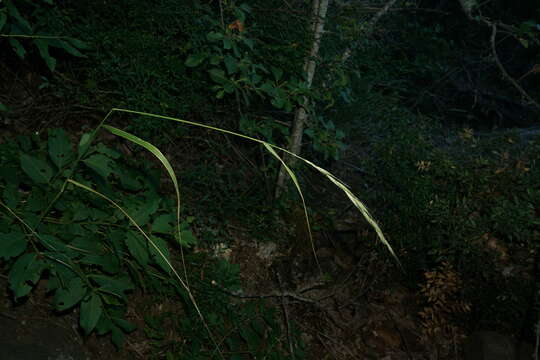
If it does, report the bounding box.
[0,125,302,358]
[0,108,395,358]
[1,0,540,358]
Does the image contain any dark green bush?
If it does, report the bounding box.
[356,112,539,332]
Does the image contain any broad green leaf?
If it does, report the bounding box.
[223,38,233,50]
[68,38,92,50]
[116,167,141,191]
[78,132,92,157]
[71,201,90,221]
[20,154,53,184]
[125,232,148,267]
[112,317,136,333]
[243,37,254,50]
[271,66,283,81]
[40,234,75,255]
[111,325,124,349]
[80,293,103,335]
[8,253,45,299]
[91,274,134,300]
[176,225,198,247]
[206,31,223,41]
[8,38,26,59]
[271,96,285,109]
[81,253,120,274]
[251,73,262,85]
[96,143,121,159]
[83,154,115,178]
[209,68,227,84]
[25,188,47,212]
[149,236,171,274]
[251,319,266,336]
[95,315,113,335]
[48,129,73,169]
[239,3,252,12]
[224,55,237,74]
[3,183,20,208]
[47,38,85,57]
[33,39,56,72]
[123,195,160,224]
[48,261,78,292]
[108,229,127,259]
[0,102,8,112]
[0,232,27,260]
[185,53,207,67]
[240,327,260,350]
[152,213,175,234]
[260,81,274,95]
[0,12,7,31]
[53,277,87,311]
[70,235,101,253]
[6,1,32,33]
[209,55,221,65]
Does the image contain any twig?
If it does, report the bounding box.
[535,307,539,360]
[489,23,540,111]
[341,0,398,63]
[212,280,319,304]
[0,312,17,320]
[277,273,295,359]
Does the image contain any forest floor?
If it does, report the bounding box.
[2,63,536,360]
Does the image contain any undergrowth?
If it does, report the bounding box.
[357,113,540,336]
[0,127,303,358]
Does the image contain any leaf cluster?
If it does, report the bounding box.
[0,129,197,347]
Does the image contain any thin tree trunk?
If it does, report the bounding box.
[340,0,398,64]
[275,0,330,198]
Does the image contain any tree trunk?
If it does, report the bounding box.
[275,0,330,198]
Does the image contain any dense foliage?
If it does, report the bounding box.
[1,0,539,357]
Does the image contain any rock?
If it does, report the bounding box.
[464,331,537,360]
